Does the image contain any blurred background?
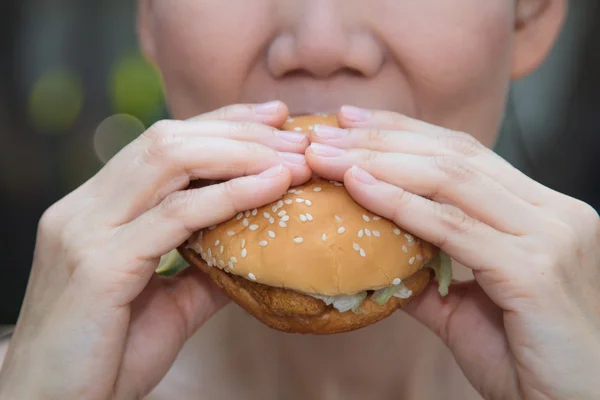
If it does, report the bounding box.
[0,1,599,324]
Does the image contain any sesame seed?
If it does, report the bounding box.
[299,214,307,222]
[230,257,237,263]
[294,237,304,243]
[294,127,302,132]
[405,234,415,242]
[269,217,275,224]
[272,205,278,213]
[245,211,251,217]
[252,209,258,216]
[284,199,293,205]
[287,189,296,194]
[313,187,322,192]
[305,200,312,206]
[393,228,401,235]
[365,229,372,237]
[409,257,415,265]
[236,213,243,220]
[373,230,381,237]
[207,248,212,258]
[393,278,401,285]
[263,212,271,219]
[241,239,246,248]
[282,215,290,222]
[268,230,275,238]
[277,200,284,208]
[249,224,259,231]
[209,225,216,231]
[334,182,343,187]
[199,231,203,239]
[220,246,224,254]
[335,215,342,222]
[306,213,313,221]
[243,218,249,227]
[241,248,248,258]
[287,118,295,123]
[373,216,381,221]
[214,240,220,246]
[296,198,305,203]
[296,190,303,193]
[248,273,257,281]
[416,255,423,261]
[359,248,366,257]
[358,229,364,238]
[227,230,235,236]
[362,214,370,222]
[402,245,408,253]
[322,233,327,241]
[337,227,346,234]
[228,261,234,270]
[278,211,287,217]
[259,240,268,247]
[353,243,360,251]
[219,260,225,267]
[279,221,287,228]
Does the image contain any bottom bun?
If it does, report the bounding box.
[179,247,432,334]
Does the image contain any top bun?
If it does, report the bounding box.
[185,115,438,296]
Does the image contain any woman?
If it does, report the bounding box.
[1,0,599,399]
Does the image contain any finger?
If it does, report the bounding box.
[187,101,289,127]
[113,268,228,398]
[402,280,518,395]
[108,165,293,295]
[307,144,541,235]
[342,165,520,271]
[335,105,552,206]
[100,135,311,224]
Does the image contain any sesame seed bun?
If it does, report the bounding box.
[179,114,438,334]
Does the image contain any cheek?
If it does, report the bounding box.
[150,1,273,118]
[379,0,515,144]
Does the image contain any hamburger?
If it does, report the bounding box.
[178,114,451,334]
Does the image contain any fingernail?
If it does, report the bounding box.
[309,143,344,157]
[313,124,347,139]
[276,130,307,143]
[278,152,307,165]
[258,164,284,179]
[341,105,372,122]
[254,101,282,115]
[351,165,377,185]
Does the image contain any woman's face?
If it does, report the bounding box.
[139,0,564,147]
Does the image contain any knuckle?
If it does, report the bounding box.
[390,188,413,223]
[360,128,386,146]
[38,203,66,235]
[440,131,483,158]
[432,155,474,184]
[435,203,476,235]
[364,149,383,169]
[214,104,248,120]
[160,190,196,219]
[142,123,184,164]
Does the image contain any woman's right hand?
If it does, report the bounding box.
[0,101,311,400]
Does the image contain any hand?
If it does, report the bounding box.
[0,102,312,400]
[306,106,600,400]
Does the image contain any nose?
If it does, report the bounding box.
[267,0,384,79]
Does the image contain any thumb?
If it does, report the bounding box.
[402,280,518,396]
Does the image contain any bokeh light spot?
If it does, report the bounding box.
[94,114,145,164]
[109,53,164,124]
[28,69,84,133]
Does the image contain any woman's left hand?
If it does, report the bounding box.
[306,106,600,400]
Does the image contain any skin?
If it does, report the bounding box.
[1,0,599,399]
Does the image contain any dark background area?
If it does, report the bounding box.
[1,1,599,323]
